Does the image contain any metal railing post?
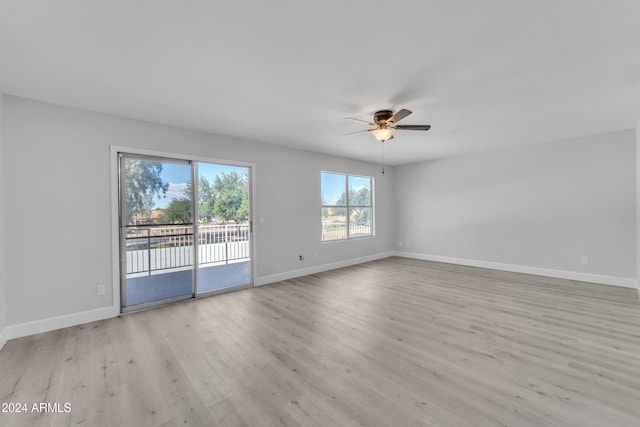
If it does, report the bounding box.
[147,228,152,276]
[225,224,229,265]
[125,222,251,279]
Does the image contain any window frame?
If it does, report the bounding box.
[321,171,374,242]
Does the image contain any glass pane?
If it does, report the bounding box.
[349,207,372,237]
[197,162,251,293]
[123,158,193,225]
[122,158,194,308]
[321,172,347,206]
[348,175,371,206]
[321,207,347,241]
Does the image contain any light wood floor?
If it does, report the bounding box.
[1,257,639,426]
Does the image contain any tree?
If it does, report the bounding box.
[212,172,249,223]
[321,200,330,218]
[197,176,216,221]
[336,186,371,222]
[237,196,249,223]
[124,159,168,224]
[157,199,192,224]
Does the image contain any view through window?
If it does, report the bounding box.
[321,172,373,241]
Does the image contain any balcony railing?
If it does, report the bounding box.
[125,224,250,276]
[321,221,372,241]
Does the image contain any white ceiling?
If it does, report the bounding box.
[2,0,640,165]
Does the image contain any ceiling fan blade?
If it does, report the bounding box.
[345,128,376,135]
[386,109,412,124]
[345,117,375,125]
[393,124,431,131]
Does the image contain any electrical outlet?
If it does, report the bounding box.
[299,255,304,261]
[97,285,106,296]
[581,256,589,265]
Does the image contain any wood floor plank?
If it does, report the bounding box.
[1,256,639,426]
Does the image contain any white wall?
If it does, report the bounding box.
[2,94,636,339]
[636,118,640,294]
[395,130,636,285]
[0,95,8,348]
[3,96,394,328]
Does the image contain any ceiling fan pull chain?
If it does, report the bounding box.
[381,142,385,174]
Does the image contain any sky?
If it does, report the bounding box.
[153,165,370,209]
[321,172,371,205]
[153,162,249,209]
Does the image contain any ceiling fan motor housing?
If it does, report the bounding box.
[374,110,394,125]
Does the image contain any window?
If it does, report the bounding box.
[321,172,373,241]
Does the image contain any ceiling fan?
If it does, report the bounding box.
[345,109,430,142]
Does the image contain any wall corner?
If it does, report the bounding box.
[636,117,640,301]
[0,93,8,348]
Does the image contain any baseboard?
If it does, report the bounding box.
[2,253,393,342]
[3,306,116,343]
[393,251,638,289]
[0,326,7,351]
[2,251,633,345]
[255,251,395,286]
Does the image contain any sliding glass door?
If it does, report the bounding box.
[195,162,252,294]
[119,154,252,312]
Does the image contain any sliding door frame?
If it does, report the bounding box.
[110,145,257,315]
[119,153,196,312]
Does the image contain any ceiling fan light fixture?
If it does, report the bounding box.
[372,127,393,142]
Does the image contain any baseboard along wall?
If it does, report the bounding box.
[393,251,638,289]
[0,252,395,346]
[254,252,395,286]
[1,306,115,349]
[1,250,636,350]
[0,327,8,351]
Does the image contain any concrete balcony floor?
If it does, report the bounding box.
[124,261,250,307]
